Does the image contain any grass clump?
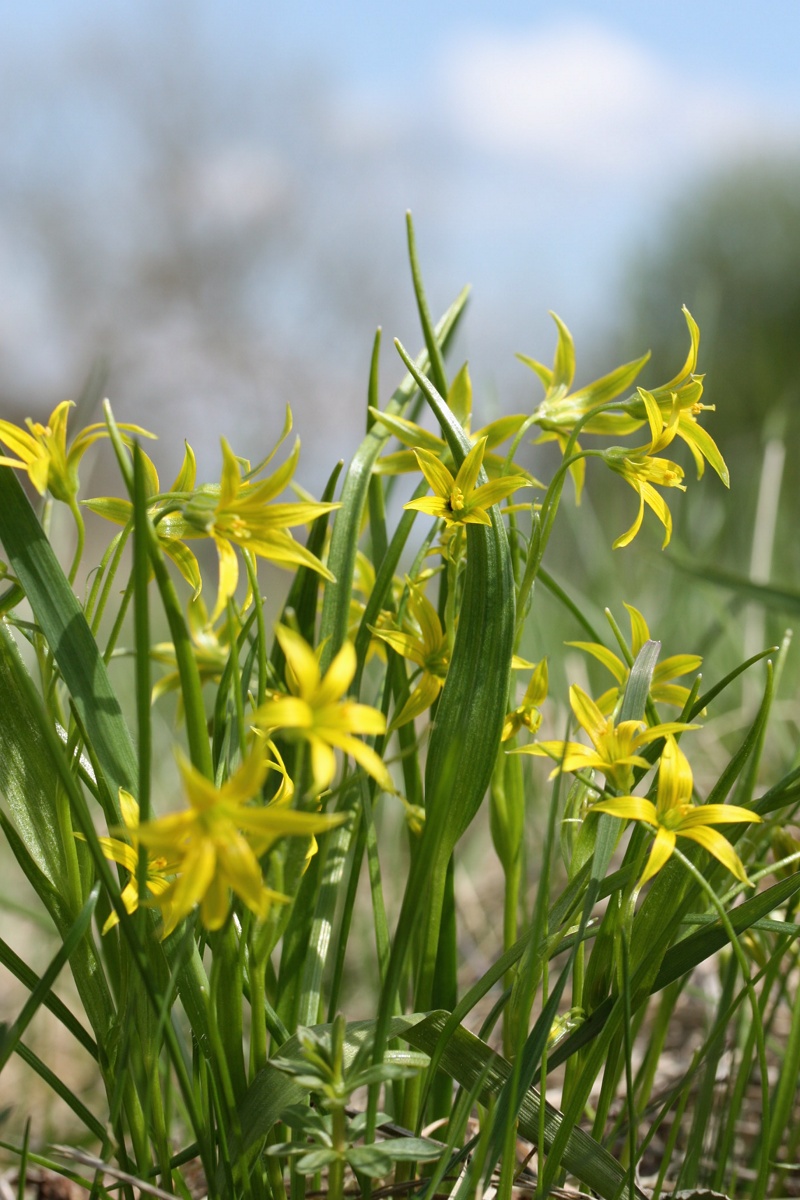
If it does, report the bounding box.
[1,214,799,1200]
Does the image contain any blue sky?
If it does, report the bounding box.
[1,1,799,474]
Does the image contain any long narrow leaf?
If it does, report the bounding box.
[0,934,97,1060]
[0,886,99,1072]
[0,624,70,884]
[0,468,136,809]
[549,870,800,1069]
[318,288,468,666]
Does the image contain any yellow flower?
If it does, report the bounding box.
[520,307,726,502]
[370,364,537,484]
[254,625,393,795]
[567,604,701,715]
[633,307,729,487]
[502,657,548,741]
[347,551,403,664]
[519,312,651,505]
[592,735,760,888]
[0,400,153,503]
[181,433,339,620]
[514,683,696,794]
[79,788,179,935]
[404,435,531,528]
[370,580,450,729]
[150,594,231,707]
[671,397,729,486]
[602,389,685,548]
[133,746,342,937]
[84,441,203,596]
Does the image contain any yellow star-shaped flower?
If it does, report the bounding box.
[254,626,393,795]
[0,400,153,504]
[592,734,760,887]
[404,436,531,528]
[180,425,339,620]
[602,389,686,548]
[514,683,696,794]
[567,604,701,715]
[79,788,179,935]
[84,440,202,597]
[133,746,343,937]
[502,657,548,742]
[370,580,450,729]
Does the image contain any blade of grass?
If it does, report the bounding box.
[548,870,800,1070]
[0,885,99,1072]
[9,1044,106,1141]
[0,467,135,812]
[0,934,98,1060]
[318,288,469,666]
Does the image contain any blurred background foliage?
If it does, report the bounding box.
[618,159,800,570]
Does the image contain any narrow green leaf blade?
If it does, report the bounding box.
[0,886,99,1071]
[0,467,137,801]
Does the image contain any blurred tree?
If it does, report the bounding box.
[608,158,800,660]
[0,8,420,483]
[617,158,800,461]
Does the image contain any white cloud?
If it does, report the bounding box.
[189,145,290,227]
[439,20,799,178]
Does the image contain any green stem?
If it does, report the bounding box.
[210,924,247,1101]
[87,526,131,634]
[66,495,86,585]
[103,574,135,663]
[248,950,269,1077]
[227,598,247,761]
[672,848,771,1200]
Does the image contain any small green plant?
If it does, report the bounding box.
[267,1014,441,1195]
[1,214,799,1200]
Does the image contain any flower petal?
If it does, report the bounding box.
[677,804,759,828]
[390,672,443,730]
[211,534,240,622]
[679,825,751,885]
[592,796,658,825]
[454,436,487,496]
[275,624,321,699]
[639,826,677,887]
[315,640,356,707]
[569,685,610,747]
[412,448,456,498]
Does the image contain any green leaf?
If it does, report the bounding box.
[549,872,800,1070]
[0,933,97,1060]
[0,886,99,1072]
[0,625,70,884]
[404,1013,645,1198]
[374,1138,443,1161]
[345,1146,395,1177]
[297,1148,339,1173]
[0,466,137,807]
[393,343,516,858]
[13,1041,106,1140]
[618,639,660,722]
[318,288,469,667]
